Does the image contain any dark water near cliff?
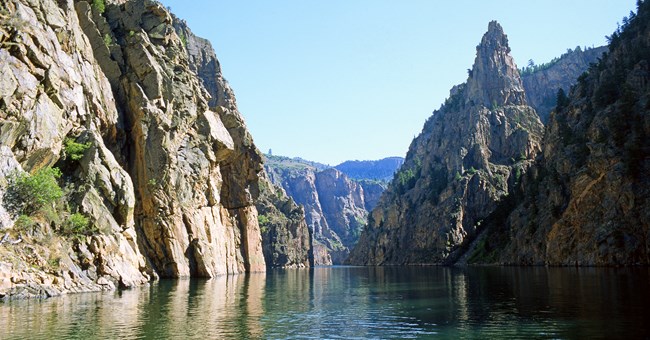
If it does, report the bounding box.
[1,266,649,339]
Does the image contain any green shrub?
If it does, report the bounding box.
[179,32,188,47]
[14,214,35,232]
[258,214,270,233]
[454,171,462,181]
[5,167,63,216]
[468,167,477,175]
[64,137,91,161]
[61,213,95,240]
[103,33,112,47]
[92,0,105,14]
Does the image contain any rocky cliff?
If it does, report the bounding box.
[255,176,312,268]
[467,3,650,265]
[264,155,381,264]
[0,0,267,299]
[348,21,544,265]
[521,46,607,122]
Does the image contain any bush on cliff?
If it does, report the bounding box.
[4,167,63,216]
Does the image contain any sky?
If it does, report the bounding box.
[160,0,637,165]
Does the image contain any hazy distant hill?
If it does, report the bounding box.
[335,157,405,182]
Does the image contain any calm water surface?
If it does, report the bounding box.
[1,266,649,339]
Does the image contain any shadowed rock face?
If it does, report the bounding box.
[521,46,607,123]
[0,0,266,298]
[470,3,650,266]
[348,21,544,265]
[255,176,312,268]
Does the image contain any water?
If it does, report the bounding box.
[1,266,649,339]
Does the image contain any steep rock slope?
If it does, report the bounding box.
[90,0,265,277]
[470,3,650,265]
[521,46,607,122]
[173,17,311,270]
[264,155,376,264]
[348,22,544,265]
[0,0,267,298]
[0,0,151,298]
[255,176,312,268]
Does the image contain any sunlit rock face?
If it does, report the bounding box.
[0,0,267,299]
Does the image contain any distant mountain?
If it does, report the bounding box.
[263,154,390,264]
[335,157,405,182]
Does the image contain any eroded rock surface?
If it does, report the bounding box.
[255,176,312,268]
[264,156,379,264]
[521,46,607,122]
[470,5,650,265]
[349,22,544,265]
[0,0,266,299]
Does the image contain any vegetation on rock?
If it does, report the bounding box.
[92,0,105,14]
[468,0,650,265]
[5,167,63,216]
[64,138,92,161]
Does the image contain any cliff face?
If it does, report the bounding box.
[0,0,266,299]
[348,22,544,265]
[173,18,311,270]
[255,176,312,268]
[264,155,378,264]
[469,3,650,265]
[521,46,607,122]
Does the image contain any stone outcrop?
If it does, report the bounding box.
[0,0,150,298]
[264,155,383,264]
[521,46,607,122]
[0,0,266,299]
[467,3,650,265]
[348,21,544,265]
[255,176,312,268]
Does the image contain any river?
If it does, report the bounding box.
[1,266,648,339]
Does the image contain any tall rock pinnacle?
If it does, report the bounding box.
[466,21,527,107]
[348,21,543,266]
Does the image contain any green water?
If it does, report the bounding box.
[1,266,648,339]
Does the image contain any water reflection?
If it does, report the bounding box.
[0,266,648,339]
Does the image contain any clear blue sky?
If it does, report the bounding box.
[160,0,637,165]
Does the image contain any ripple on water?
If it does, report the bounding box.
[1,267,649,339]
